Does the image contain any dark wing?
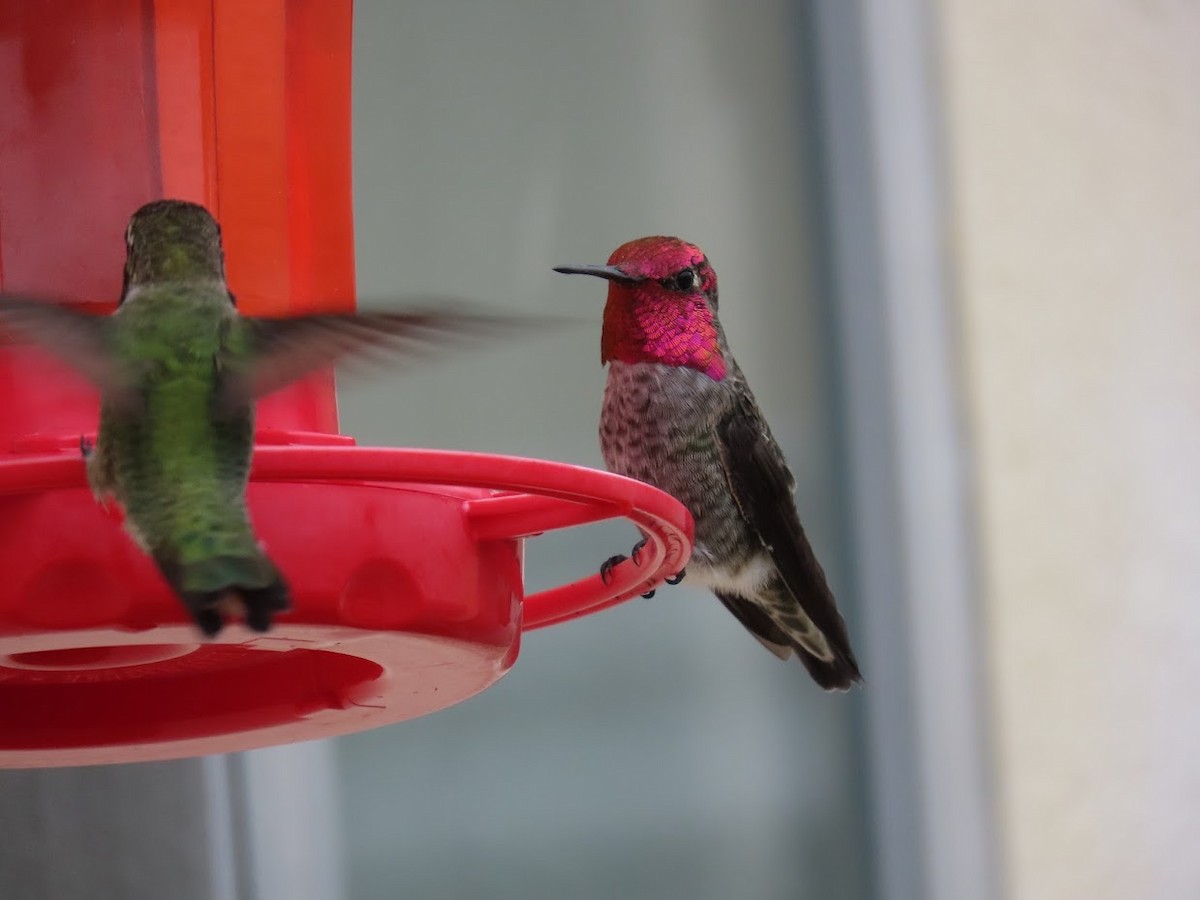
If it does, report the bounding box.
[0,294,140,414]
[217,300,559,411]
[716,394,862,686]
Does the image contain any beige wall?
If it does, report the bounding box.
[937,2,1200,898]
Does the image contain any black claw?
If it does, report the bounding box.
[193,608,223,638]
[245,607,274,633]
[241,584,290,633]
[181,591,225,637]
[600,554,627,585]
[79,435,94,458]
[641,589,656,599]
[665,569,686,585]
[179,589,225,637]
[630,538,648,566]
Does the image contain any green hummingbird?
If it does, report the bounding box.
[0,199,526,636]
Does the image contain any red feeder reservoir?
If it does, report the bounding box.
[0,0,692,767]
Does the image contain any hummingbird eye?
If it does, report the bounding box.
[666,269,697,292]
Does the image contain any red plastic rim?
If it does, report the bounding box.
[0,441,694,627]
[0,438,694,767]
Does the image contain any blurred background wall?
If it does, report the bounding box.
[936,2,1200,898]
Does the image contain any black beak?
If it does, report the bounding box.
[552,264,643,284]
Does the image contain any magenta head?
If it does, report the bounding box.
[554,236,726,381]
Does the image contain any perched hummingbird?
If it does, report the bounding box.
[555,237,862,690]
[0,199,524,636]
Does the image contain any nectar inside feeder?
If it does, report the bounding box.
[0,0,693,768]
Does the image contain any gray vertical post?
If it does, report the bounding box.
[811,1,999,899]
[0,757,241,900]
[232,742,345,900]
[0,744,345,900]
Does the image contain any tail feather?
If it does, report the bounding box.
[155,551,291,637]
[714,588,862,691]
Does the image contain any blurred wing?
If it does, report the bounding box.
[715,394,858,664]
[218,300,556,410]
[0,294,139,412]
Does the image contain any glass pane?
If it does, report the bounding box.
[336,2,870,898]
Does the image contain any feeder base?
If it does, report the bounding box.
[0,624,513,767]
[0,443,692,768]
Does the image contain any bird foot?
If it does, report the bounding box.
[79,435,94,459]
[599,554,627,585]
[629,540,658,597]
[182,585,290,638]
[192,608,224,638]
[601,540,658,598]
[665,569,686,585]
[241,588,290,633]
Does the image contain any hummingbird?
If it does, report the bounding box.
[554,237,862,690]
[0,199,527,637]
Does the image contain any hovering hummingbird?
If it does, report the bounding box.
[0,199,526,636]
[555,237,862,689]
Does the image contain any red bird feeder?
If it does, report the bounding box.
[0,0,692,767]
